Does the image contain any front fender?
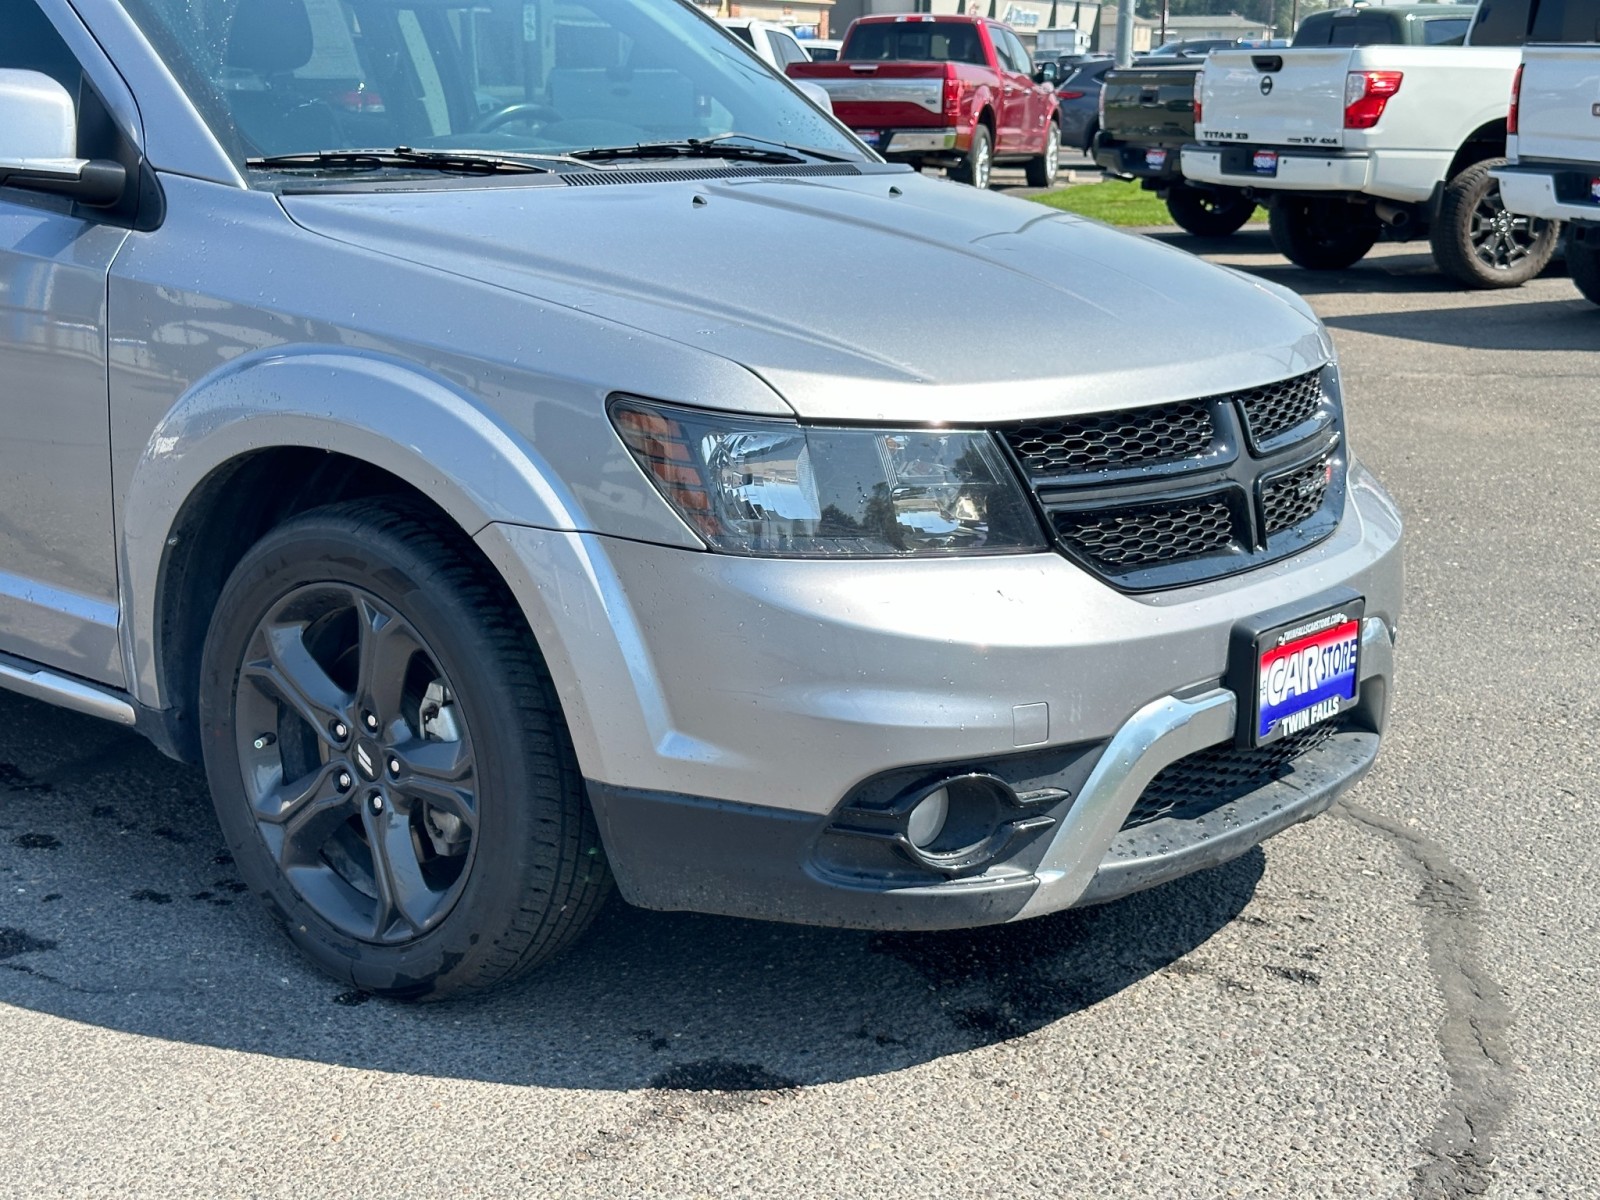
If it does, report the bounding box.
[119,346,590,703]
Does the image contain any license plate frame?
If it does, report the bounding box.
[1230,596,1364,748]
[1144,148,1168,170]
[1251,148,1279,176]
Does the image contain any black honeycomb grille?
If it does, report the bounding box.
[1235,371,1328,451]
[1122,718,1348,830]
[1054,496,1234,568]
[1003,403,1214,476]
[1262,455,1333,536]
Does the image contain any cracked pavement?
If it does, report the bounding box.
[0,234,1595,1199]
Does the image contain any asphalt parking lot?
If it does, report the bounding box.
[1,229,1596,1200]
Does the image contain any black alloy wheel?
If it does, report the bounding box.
[200,499,611,998]
[1431,158,1559,289]
[232,581,478,945]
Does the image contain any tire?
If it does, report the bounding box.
[1430,157,1560,289]
[1164,184,1257,238]
[1024,121,1060,188]
[199,499,612,999]
[1081,121,1099,155]
[950,123,993,189]
[1569,232,1600,306]
[1268,196,1380,271]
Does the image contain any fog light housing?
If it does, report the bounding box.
[906,786,949,849]
[893,774,1056,876]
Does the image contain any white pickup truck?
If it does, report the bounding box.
[1183,3,1560,287]
[1491,0,1600,305]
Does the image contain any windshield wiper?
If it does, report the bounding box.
[246,147,560,175]
[569,134,855,165]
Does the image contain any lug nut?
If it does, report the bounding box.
[336,772,352,792]
[363,712,379,731]
[368,792,385,815]
[388,758,401,777]
[252,733,277,751]
[331,721,349,741]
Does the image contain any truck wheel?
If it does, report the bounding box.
[1569,232,1600,306]
[1024,121,1060,188]
[951,124,993,189]
[1165,184,1257,237]
[1431,158,1559,289]
[198,499,612,999]
[1268,197,1379,271]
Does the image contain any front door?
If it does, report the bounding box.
[0,0,128,684]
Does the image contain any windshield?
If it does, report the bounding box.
[119,0,862,174]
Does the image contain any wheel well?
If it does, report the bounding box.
[1448,121,1507,181]
[977,107,995,136]
[153,449,478,763]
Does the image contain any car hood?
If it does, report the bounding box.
[282,169,1327,424]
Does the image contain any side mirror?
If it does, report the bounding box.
[0,69,125,207]
[1034,62,1059,85]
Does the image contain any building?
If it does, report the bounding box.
[1153,12,1273,41]
[696,0,840,39]
[824,0,1154,54]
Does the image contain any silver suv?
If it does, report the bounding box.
[0,0,1401,998]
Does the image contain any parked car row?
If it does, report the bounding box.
[1088,4,1497,252]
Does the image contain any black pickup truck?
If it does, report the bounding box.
[1091,58,1256,236]
[1092,4,1478,236]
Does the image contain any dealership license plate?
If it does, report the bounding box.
[1590,176,1600,203]
[857,129,883,148]
[1250,602,1363,746]
[1252,149,1279,176]
[1145,148,1168,169]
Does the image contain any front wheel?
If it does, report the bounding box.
[199,499,612,999]
[1268,196,1380,271]
[1569,231,1600,306]
[1165,184,1257,237]
[1024,121,1060,189]
[1430,158,1560,289]
[950,124,993,189]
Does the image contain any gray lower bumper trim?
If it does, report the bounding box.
[1076,729,1379,906]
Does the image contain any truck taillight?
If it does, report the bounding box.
[1508,63,1524,136]
[1344,71,1402,130]
[1193,97,1202,124]
[943,67,959,118]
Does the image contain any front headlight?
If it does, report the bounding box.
[610,397,1047,557]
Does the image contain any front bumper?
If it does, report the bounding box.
[1494,162,1600,224]
[475,461,1401,928]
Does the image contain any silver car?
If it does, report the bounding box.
[0,0,1400,998]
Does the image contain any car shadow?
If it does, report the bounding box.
[1318,297,1598,350]
[1149,227,1574,297]
[0,692,1262,1092]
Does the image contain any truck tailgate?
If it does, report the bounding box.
[1516,45,1600,165]
[1198,48,1354,150]
[1100,64,1199,143]
[787,63,945,128]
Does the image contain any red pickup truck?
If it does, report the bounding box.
[787,15,1061,189]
